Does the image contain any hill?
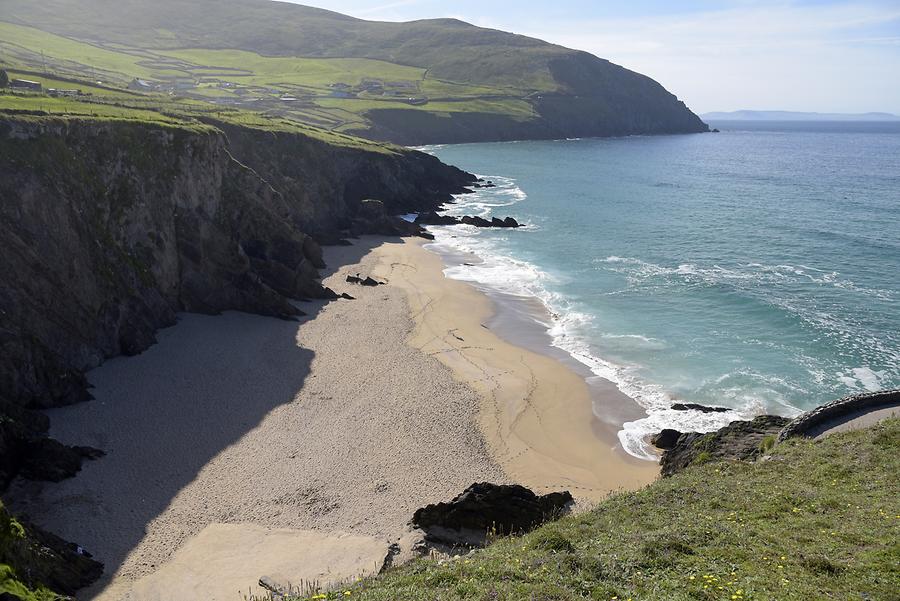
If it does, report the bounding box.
[0,0,708,144]
[702,110,900,122]
[299,420,899,600]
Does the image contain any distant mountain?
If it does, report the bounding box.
[0,0,708,144]
[702,110,900,122]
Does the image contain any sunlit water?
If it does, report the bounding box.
[422,122,900,459]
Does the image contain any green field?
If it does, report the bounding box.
[293,421,900,601]
[0,87,399,154]
[0,19,543,137]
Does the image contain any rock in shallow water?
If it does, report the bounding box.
[650,428,682,450]
[670,402,730,413]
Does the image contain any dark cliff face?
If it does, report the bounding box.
[0,116,473,488]
[209,121,473,234]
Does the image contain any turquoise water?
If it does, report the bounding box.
[424,123,900,458]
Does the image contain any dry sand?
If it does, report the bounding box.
[122,525,389,601]
[8,236,657,601]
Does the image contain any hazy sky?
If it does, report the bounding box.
[285,0,900,114]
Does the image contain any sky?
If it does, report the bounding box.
[285,0,900,114]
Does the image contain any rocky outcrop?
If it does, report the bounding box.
[657,416,790,477]
[0,115,473,489]
[350,199,432,239]
[415,212,520,228]
[205,121,474,236]
[412,483,573,547]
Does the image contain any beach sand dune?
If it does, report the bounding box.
[8,236,655,600]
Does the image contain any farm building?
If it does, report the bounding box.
[128,78,155,91]
[10,79,42,91]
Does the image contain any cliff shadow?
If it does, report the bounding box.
[4,236,397,599]
[318,234,404,280]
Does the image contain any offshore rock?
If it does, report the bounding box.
[416,213,521,228]
[671,403,730,413]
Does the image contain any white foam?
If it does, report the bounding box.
[425,192,869,462]
[838,366,886,392]
[427,189,753,460]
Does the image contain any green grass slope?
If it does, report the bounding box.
[314,420,899,600]
[0,0,708,144]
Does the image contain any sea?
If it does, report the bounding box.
[420,120,900,460]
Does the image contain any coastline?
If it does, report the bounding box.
[7,235,656,601]
[423,235,657,442]
[372,237,658,498]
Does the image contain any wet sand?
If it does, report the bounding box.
[372,238,658,499]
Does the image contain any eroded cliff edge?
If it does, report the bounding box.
[0,115,474,489]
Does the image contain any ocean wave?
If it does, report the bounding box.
[598,256,895,300]
[429,228,763,460]
[425,184,897,462]
[595,255,900,370]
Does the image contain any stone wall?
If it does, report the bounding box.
[778,389,900,441]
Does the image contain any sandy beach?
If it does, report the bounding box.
[7,236,657,601]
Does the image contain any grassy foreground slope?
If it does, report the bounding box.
[0,0,707,144]
[327,420,899,601]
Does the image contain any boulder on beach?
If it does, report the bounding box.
[412,482,573,546]
[351,199,433,239]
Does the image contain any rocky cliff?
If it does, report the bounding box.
[0,115,473,489]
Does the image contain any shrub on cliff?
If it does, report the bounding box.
[306,419,899,600]
[0,70,9,89]
[1,503,57,601]
[0,500,101,600]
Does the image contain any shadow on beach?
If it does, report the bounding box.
[5,237,388,599]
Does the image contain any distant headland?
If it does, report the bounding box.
[702,109,900,121]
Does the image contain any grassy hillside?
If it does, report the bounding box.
[0,71,402,153]
[305,420,899,600]
[0,0,708,144]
